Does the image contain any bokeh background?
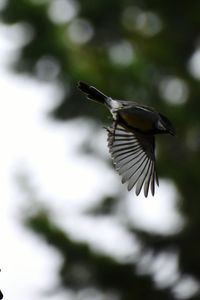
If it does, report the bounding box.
[1,0,200,299]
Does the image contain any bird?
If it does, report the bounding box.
[77,81,175,197]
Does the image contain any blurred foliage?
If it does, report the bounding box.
[2,0,200,299]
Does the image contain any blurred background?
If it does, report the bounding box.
[1,0,200,299]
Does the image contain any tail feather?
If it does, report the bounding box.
[77,81,107,104]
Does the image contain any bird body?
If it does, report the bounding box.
[118,106,157,132]
[78,81,175,197]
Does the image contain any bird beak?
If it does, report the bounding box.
[169,127,176,136]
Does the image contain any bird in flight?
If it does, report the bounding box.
[78,82,175,197]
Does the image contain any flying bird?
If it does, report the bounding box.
[77,81,175,197]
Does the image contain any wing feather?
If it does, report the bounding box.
[136,159,152,196]
[107,122,158,197]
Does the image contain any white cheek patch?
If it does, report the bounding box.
[157,120,166,131]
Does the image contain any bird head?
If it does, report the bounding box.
[157,113,176,135]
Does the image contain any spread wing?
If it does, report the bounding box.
[107,122,159,197]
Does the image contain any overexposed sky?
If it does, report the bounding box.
[0,22,188,300]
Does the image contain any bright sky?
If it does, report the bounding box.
[0,23,191,300]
